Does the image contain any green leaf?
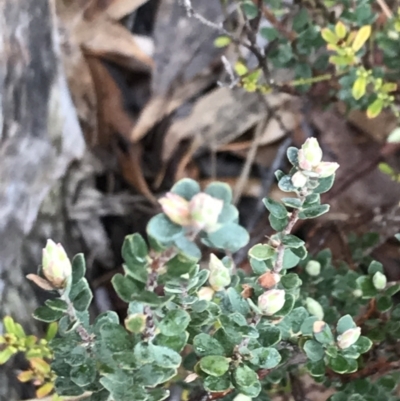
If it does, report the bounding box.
[199,355,230,377]
[282,198,302,209]
[111,274,141,303]
[218,204,239,225]
[287,147,299,166]
[300,316,318,335]
[214,36,231,48]
[282,235,305,248]
[205,182,233,204]
[258,325,281,347]
[336,315,356,335]
[171,178,200,200]
[250,347,281,369]
[135,365,176,388]
[314,322,334,345]
[269,214,288,231]
[329,355,349,373]
[235,380,261,397]
[204,374,232,392]
[70,279,93,312]
[352,76,367,100]
[0,347,17,364]
[154,332,188,353]
[275,293,296,317]
[356,276,377,299]
[291,245,307,260]
[70,359,96,387]
[174,236,201,261]
[147,214,183,244]
[367,260,383,275]
[72,254,86,284]
[263,198,288,219]
[65,346,87,366]
[376,295,393,312]
[277,307,308,339]
[233,364,258,387]
[147,388,170,401]
[226,288,250,316]
[314,175,335,194]
[307,360,326,377]
[158,310,190,336]
[278,175,296,192]
[260,27,279,41]
[304,340,325,362]
[122,234,148,264]
[282,249,301,269]
[55,377,84,397]
[204,223,249,253]
[299,205,330,219]
[132,291,174,307]
[367,98,384,119]
[353,336,372,354]
[385,284,400,297]
[241,1,258,19]
[281,273,302,289]
[134,342,154,364]
[248,244,275,261]
[45,298,68,312]
[100,323,131,353]
[152,345,182,368]
[33,306,64,323]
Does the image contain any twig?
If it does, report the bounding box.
[376,0,393,19]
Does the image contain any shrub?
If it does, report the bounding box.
[1,138,399,401]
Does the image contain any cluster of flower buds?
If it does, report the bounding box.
[159,192,224,232]
[41,240,72,289]
[292,138,340,188]
[258,289,285,316]
[208,254,231,292]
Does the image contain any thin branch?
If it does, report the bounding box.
[376,0,393,19]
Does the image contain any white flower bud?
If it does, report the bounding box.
[189,193,224,232]
[291,171,308,188]
[306,297,324,320]
[337,327,361,349]
[197,287,215,301]
[208,254,231,291]
[314,161,340,178]
[42,240,72,288]
[158,192,191,226]
[258,289,286,316]
[305,260,321,276]
[372,271,387,290]
[298,138,323,170]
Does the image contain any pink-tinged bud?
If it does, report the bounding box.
[313,161,340,178]
[197,286,215,301]
[291,171,308,188]
[258,289,286,316]
[337,327,361,349]
[159,192,191,226]
[298,138,323,170]
[208,254,231,291]
[189,193,224,232]
[42,240,72,288]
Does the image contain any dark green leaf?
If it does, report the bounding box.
[367,260,383,275]
[299,205,330,219]
[328,355,349,373]
[33,306,64,323]
[100,323,131,353]
[282,235,305,248]
[174,236,201,261]
[152,345,182,368]
[204,374,232,392]
[72,254,86,284]
[122,234,148,264]
[269,214,288,231]
[71,279,93,312]
[278,176,296,192]
[282,198,302,209]
[134,342,154,364]
[111,274,141,303]
[282,249,301,269]
[376,295,393,312]
[314,322,334,345]
[70,359,96,387]
[258,325,281,347]
[301,316,318,335]
[45,298,68,312]
[263,198,288,219]
[241,1,258,19]
[154,332,188,353]
[147,388,170,401]
[314,175,335,194]
[287,147,299,166]
[353,336,372,354]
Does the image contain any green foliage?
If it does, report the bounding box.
[4,138,398,401]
